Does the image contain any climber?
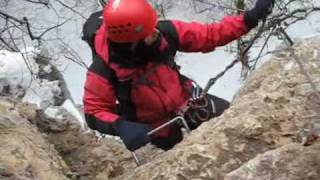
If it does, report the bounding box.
[82,0,274,151]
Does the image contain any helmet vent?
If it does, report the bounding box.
[109,29,130,34]
[108,26,118,29]
[135,25,143,33]
[108,25,130,30]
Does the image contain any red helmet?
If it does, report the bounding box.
[103,0,158,43]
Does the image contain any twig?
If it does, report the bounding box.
[251,26,277,70]
[37,19,70,39]
[194,0,246,12]
[6,25,20,52]
[53,0,86,19]
[0,10,25,24]
[23,0,49,8]
[0,36,16,51]
[22,17,70,41]
[64,56,88,69]
[58,39,88,69]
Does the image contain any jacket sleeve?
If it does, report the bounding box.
[172,14,249,53]
[83,71,119,124]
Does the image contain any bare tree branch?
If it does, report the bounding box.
[188,0,320,84]
[0,0,89,70]
[53,0,86,19]
[251,26,276,70]
[0,10,25,24]
[23,16,70,40]
[194,0,246,12]
[23,0,49,7]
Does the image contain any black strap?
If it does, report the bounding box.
[82,10,103,48]
[90,53,118,85]
[157,20,191,84]
[89,54,138,121]
[116,80,138,121]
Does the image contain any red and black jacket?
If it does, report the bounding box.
[83,14,249,137]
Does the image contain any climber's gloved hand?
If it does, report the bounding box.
[244,0,275,29]
[113,118,151,151]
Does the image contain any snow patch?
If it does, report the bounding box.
[62,99,86,129]
[0,49,85,129]
[44,107,65,120]
[0,49,38,96]
[22,80,61,109]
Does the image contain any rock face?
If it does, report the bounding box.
[0,98,70,180]
[225,143,320,180]
[120,37,320,179]
[0,97,163,180]
[1,37,320,180]
[36,109,163,180]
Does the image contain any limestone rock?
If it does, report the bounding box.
[35,100,164,180]
[0,98,70,180]
[225,142,320,180]
[120,37,320,179]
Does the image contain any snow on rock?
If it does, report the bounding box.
[0,49,38,96]
[0,48,85,128]
[62,99,86,129]
[22,80,61,109]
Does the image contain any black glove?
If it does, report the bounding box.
[113,119,151,151]
[244,0,275,29]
